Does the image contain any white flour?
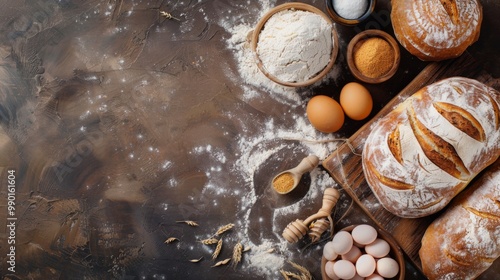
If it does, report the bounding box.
[224,9,342,101]
[244,240,287,277]
[256,9,333,83]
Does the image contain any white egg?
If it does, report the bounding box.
[325,260,340,280]
[356,254,376,277]
[351,274,365,280]
[323,241,339,261]
[366,273,384,280]
[331,231,354,255]
[353,240,365,249]
[341,244,362,263]
[365,238,391,258]
[352,224,378,245]
[333,260,356,280]
[377,257,400,278]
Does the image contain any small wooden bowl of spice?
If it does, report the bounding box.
[347,29,400,84]
[326,0,376,26]
[251,2,339,87]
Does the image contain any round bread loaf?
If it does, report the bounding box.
[391,0,483,61]
[362,77,500,218]
[420,159,500,279]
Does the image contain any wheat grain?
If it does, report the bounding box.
[159,10,180,21]
[199,238,219,245]
[211,258,231,267]
[164,237,179,244]
[189,257,203,263]
[215,223,234,236]
[231,242,243,268]
[212,238,223,260]
[176,220,199,227]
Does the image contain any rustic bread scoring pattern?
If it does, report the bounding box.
[419,159,500,279]
[391,0,482,61]
[362,77,500,218]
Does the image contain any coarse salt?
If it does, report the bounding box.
[333,0,369,20]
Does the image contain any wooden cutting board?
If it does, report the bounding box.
[322,51,491,272]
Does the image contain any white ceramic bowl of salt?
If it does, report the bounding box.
[326,0,377,26]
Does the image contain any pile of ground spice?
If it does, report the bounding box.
[353,37,395,78]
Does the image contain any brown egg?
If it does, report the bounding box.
[340,82,373,120]
[306,95,345,133]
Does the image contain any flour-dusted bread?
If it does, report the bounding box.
[391,0,482,61]
[419,159,500,279]
[362,77,500,218]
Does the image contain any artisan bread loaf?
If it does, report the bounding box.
[419,159,500,279]
[362,77,500,218]
[391,0,482,61]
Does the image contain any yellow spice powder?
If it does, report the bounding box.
[272,172,295,193]
[354,37,395,78]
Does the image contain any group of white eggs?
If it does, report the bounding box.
[323,224,400,280]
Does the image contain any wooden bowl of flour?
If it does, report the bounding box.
[251,3,339,87]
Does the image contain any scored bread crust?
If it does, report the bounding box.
[419,159,500,279]
[391,0,483,61]
[362,77,500,218]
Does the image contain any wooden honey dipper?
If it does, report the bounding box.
[308,217,331,243]
[282,187,340,243]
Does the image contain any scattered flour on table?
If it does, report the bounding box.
[244,239,287,277]
[201,2,344,277]
[214,118,341,277]
[191,118,342,277]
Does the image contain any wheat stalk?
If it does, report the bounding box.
[215,223,234,236]
[231,242,243,268]
[212,238,223,260]
[280,270,302,280]
[176,220,199,227]
[199,238,219,245]
[288,261,312,280]
[164,237,179,244]
[280,270,292,280]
